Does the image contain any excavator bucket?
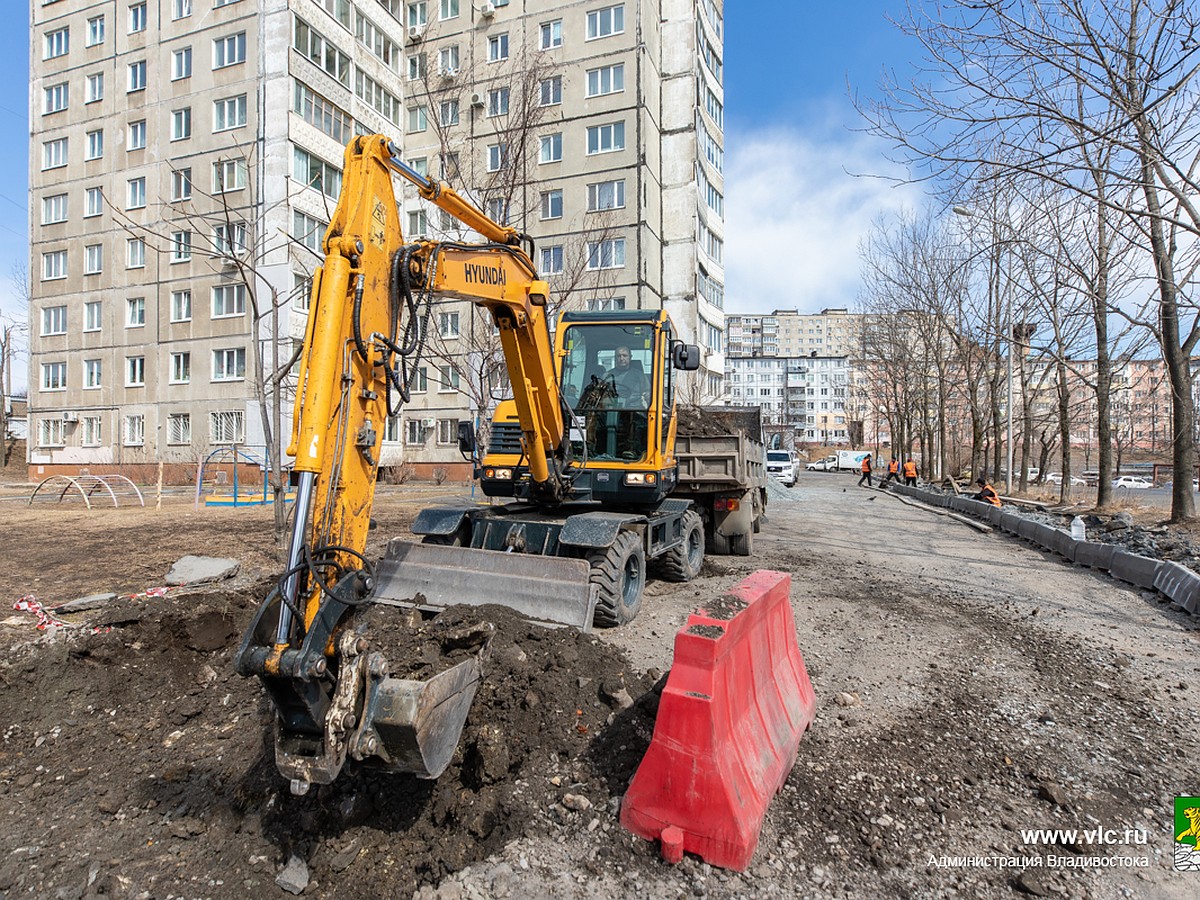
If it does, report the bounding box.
[373,540,599,631]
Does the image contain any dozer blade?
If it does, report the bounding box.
[373,540,599,631]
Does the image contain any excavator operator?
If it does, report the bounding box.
[610,345,650,408]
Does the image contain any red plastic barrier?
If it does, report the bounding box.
[619,570,816,871]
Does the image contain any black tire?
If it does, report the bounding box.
[587,530,646,627]
[658,510,704,583]
[421,530,467,546]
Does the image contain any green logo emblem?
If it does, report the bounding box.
[1176,796,1200,871]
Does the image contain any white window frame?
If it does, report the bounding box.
[129,2,147,34]
[44,26,69,59]
[42,193,68,225]
[170,352,191,384]
[126,296,146,327]
[124,415,145,447]
[42,250,68,281]
[213,95,248,132]
[84,359,102,389]
[586,237,626,270]
[172,0,193,21]
[212,284,246,318]
[438,365,460,393]
[85,129,103,161]
[588,179,626,211]
[126,177,146,210]
[540,20,562,50]
[540,245,563,275]
[43,137,68,170]
[172,168,193,201]
[539,76,562,106]
[209,410,245,445]
[213,32,246,68]
[125,355,146,387]
[587,63,624,97]
[84,244,103,275]
[486,142,508,172]
[39,418,66,448]
[539,133,562,164]
[439,0,459,20]
[43,82,69,115]
[586,4,624,40]
[167,413,191,445]
[41,361,68,392]
[540,189,563,220]
[487,33,509,62]
[128,60,147,92]
[41,305,67,336]
[84,301,102,332]
[171,231,192,262]
[438,310,460,337]
[126,237,146,269]
[587,121,625,155]
[86,15,105,47]
[171,108,192,141]
[170,290,192,323]
[82,416,103,447]
[86,73,104,104]
[487,87,510,117]
[172,46,193,80]
[212,347,246,382]
[128,119,147,150]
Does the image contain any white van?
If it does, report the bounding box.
[765,450,797,487]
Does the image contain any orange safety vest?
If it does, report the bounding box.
[902,461,917,477]
[980,484,1002,507]
[888,460,899,474]
[861,457,872,473]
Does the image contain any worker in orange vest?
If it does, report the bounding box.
[973,477,1002,507]
[858,454,873,488]
[882,458,901,486]
[902,459,918,486]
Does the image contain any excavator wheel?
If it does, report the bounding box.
[587,530,646,627]
[656,509,704,583]
[420,526,469,547]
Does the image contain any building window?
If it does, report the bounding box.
[127,177,146,210]
[487,87,509,117]
[407,105,427,133]
[293,210,327,252]
[42,193,68,225]
[86,16,105,47]
[84,359,102,389]
[438,365,460,392]
[586,121,625,154]
[209,409,243,443]
[487,33,509,62]
[213,31,246,68]
[127,237,146,268]
[213,223,247,256]
[293,147,342,198]
[172,0,192,20]
[41,305,67,336]
[126,356,146,386]
[124,415,145,447]
[540,19,562,50]
[213,158,247,192]
[42,138,68,170]
[294,16,351,86]
[38,419,66,448]
[588,179,625,211]
[128,60,147,92]
[539,133,562,164]
[439,99,459,126]
[587,4,624,39]
[172,46,192,80]
[407,53,425,81]
[294,81,353,144]
[215,0,243,7]
[213,94,247,131]
[44,26,69,59]
[84,244,103,275]
[86,73,104,104]
[357,12,398,69]
[436,419,457,445]
[355,70,401,125]
[171,231,192,262]
[407,1,427,28]
[587,63,624,97]
[405,419,424,445]
[129,2,147,34]
[41,362,68,391]
[539,76,562,106]
[126,297,146,327]
[213,348,246,381]
[82,416,102,446]
[438,311,459,337]
[170,352,191,384]
[172,168,193,201]
[439,0,458,19]
[407,210,427,237]
[84,301,102,332]
[540,245,563,275]
[486,143,508,172]
[42,250,67,281]
[167,413,191,445]
[84,130,103,161]
[540,189,563,220]
[43,82,69,115]
[213,284,247,317]
[586,238,626,270]
[171,108,192,140]
[170,290,192,322]
[485,197,508,223]
[439,45,459,74]
[129,120,147,150]
[586,296,625,311]
[320,0,351,27]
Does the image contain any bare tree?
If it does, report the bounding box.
[1,264,30,466]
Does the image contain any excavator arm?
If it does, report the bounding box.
[236,134,576,792]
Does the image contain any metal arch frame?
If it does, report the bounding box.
[28,474,146,509]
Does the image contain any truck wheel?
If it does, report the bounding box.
[587,531,646,627]
[658,510,704,582]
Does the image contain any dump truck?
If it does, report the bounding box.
[236,134,717,793]
[672,405,767,555]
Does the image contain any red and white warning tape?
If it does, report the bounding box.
[13,595,71,630]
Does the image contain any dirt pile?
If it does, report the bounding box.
[0,585,660,898]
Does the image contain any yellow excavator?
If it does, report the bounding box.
[236,134,705,793]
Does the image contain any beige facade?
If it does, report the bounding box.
[726,308,861,360]
[28,0,722,480]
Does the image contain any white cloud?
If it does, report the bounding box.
[722,122,922,315]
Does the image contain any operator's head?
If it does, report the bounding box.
[615,346,632,370]
[976,477,986,486]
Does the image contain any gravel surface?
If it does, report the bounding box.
[1,477,1197,899]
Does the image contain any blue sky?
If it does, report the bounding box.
[1,2,921,386]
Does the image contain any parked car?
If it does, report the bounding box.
[766,450,797,487]
[806,455,837,472]
[1045,472,1087,486]
[1112,475,1153,489]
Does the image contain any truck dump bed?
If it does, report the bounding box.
[674,405,766,490]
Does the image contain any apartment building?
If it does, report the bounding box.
[28,0,724,480]
[724,353,851,447]
[726,308,860,359]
